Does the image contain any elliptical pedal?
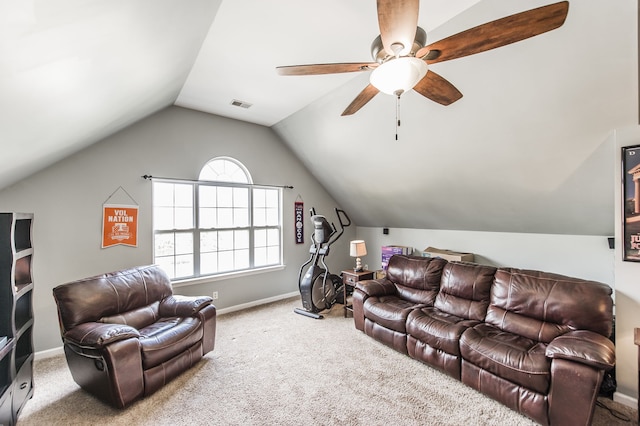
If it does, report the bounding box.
[293,308,323,319]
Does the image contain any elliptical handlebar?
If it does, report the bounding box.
[325,208,350,247]
[335,208,351,229]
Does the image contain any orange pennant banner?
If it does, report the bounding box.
[102,204,139,248]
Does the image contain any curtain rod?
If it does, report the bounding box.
[142,175,294,189]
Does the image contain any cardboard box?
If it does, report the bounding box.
[382,245,413,270]
[422,246,474,262]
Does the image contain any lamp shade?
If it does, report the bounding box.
[369,57,428,96]
[350,240,367,257]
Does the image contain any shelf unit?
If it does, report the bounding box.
[0,213,34,425]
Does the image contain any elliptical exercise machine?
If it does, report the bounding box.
[294,207,351,319]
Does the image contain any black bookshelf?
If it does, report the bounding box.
[0,213,34,425]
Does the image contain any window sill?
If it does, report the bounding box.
[171,264,286,288]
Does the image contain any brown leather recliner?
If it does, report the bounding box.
[52,265,216,408]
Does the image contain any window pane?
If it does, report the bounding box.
[218,187,233,207]
[175,254,193,278]
[201,252,218,275]
[235,249,249,269]
[154,207,174,230]
[218,208,233,228]
[254,189,266,207]
[254,229,266,247]
[154,231,194,279]
[175,233,193,255]
[199,186,216,207]
[234,208,249,227]
[254,209,266,227]
[199,207,216,229]
[266,208,278,226]
[267,246,280,264]
[234,188,248,207]
[267,228,279,244]
[265,189,278,207]
[218,230,234,251]
[175,184,193,207]
[255,247,267,266]
[154,233,174,257]
[201,231,217,252]
[199,158,251,184]
[153,183,175,206]
[235,230,249,249]
[175,207,193,229]
[153,183,193,230]
[218,251,234,272]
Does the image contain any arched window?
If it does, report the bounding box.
[152,157,282,280]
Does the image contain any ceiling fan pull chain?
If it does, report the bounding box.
[395,94,401,141]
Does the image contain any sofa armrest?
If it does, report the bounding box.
[159,294,213,317]
[64,322,140,349]
[355,278,397,297]
[546,330,615,370]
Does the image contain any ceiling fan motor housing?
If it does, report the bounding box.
[371,26,427,63]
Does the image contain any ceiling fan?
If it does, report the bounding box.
[276,1,569,116]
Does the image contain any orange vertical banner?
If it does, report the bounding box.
[102,204,139,248]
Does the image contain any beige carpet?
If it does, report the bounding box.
[19,297,636,425]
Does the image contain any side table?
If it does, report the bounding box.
[342,270,374,318]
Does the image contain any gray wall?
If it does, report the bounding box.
[0,106,354,352]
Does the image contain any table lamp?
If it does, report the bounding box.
[350,240,367,272]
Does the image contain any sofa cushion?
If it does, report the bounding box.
[386,255,447,305]
[434,262,496,321]
[139,317,203,369]
[460,323,550,395]
[486,268,614,341]
[406,307,479,356]
[363,295,422,333]
[99,301,160,330]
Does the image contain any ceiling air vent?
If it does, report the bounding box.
[230,99,252,109]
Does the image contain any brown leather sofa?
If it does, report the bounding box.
[352,255,615,425]
[52,265,216,408]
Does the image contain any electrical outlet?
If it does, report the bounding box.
[212,291,219,300]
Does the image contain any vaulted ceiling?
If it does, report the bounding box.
[1,1,637,235]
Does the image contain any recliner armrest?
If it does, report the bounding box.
[64,322,140,349]
[546,330,615,370]
[355,278,396,297]
[159,295,213,317]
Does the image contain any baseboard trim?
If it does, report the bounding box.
[216,291,299,315]
[613,391,637,409]
[35,291,301,359]
[35,346,64,361]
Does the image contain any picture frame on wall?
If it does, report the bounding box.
[622,144,640,261]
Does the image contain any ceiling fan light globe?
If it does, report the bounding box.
[369,57,428,96]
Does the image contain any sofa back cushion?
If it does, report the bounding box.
[434,262,497,321]
[486,268,613,342]
[53,265,173,332]
[386,255,447,305]
[98,301,161,330]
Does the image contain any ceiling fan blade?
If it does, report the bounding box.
[377,0,419,56]
[413,71,462,106]
[342,84,380,116]
[418,1,569,64]
[277,63,377,76]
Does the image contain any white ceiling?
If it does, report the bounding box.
[1,0,637,235]
[0,0,478,191]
